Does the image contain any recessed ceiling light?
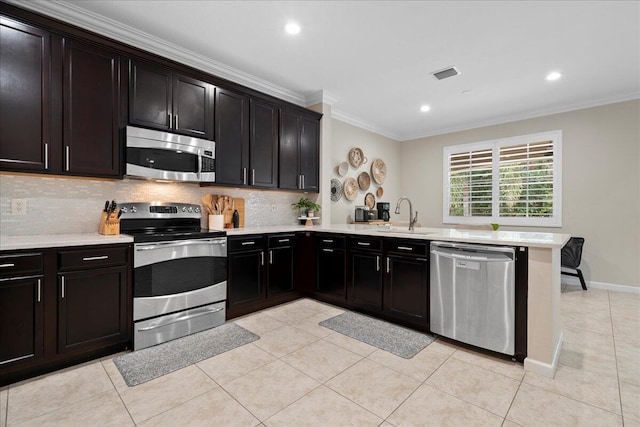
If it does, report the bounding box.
[420,105,431,112]
[545,71,562,81]
[284,22,301,35]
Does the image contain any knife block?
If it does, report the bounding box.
[99,212,120,235]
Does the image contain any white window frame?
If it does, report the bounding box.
[443,130,562,227]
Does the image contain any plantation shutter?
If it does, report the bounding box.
[448,147,493,217]
[498,140,554,218]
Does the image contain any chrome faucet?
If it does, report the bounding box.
[395,196,418,231]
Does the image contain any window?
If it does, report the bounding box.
[443,130,562,227]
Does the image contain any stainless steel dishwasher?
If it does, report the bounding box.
[430,241,515,355]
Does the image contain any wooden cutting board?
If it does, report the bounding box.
[222,197,245,228]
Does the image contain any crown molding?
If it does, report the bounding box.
[331,109,401,141]
[306,90,339,107]
[9,0,307,105]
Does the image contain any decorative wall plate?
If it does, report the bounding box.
[357,172,371,190]
[371,159,387,184]
[376,187,384,197]
[343,177,359,201]
[349,147,367,168]
[330,179,343,202]
[364,192,375,209]
[337,161,349,177]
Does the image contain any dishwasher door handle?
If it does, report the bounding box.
[430,249,507,263]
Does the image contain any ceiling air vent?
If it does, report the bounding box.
[432,66,460,80]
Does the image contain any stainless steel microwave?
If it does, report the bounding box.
[125,126,215,182]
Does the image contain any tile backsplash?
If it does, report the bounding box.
[0,174,313,236]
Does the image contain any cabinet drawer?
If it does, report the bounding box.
[348,236,382,251]
[228,235,266,252]
[315,234,345,248]
[58,246,128,270]
[387,239,428,256]
[268,234,295,248]
[0,253,43,277]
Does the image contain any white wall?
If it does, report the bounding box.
[399,100,640,287]
[330,119,401,224]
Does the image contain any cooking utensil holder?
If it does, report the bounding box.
[99,212,120,235]
[208,214,224,230]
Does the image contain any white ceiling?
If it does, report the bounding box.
[17,0,640,141]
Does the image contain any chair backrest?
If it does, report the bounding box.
[561,237,585,269]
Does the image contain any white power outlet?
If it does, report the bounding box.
[11,199,27,215]
[270,204,277,213]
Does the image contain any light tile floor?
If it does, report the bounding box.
[1,285,638,426]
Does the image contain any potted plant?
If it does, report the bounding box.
[292,197,321,220]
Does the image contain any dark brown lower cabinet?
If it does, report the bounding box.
[227,248,265,315]
[267,235,295,297]
[349,250,383,313]
[383,254,429,330]
[58,266,128,353]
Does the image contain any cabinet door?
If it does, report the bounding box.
[316,248,346,300]
[268,246,294,296]
[173,74,213,139]
[384,255,428,328]
[350,251,383,312]
[299,115,319,192]
[278,109,300,190]
[249,99,278,188]
[215,88,249,186]
[0,17,50,172]
[0,276,43,366]
[58,266,128,353]
[129,61,172,131]
[227,249,264,313]
[63,39,122,177]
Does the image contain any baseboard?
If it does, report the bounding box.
[561,276,640,294]
[523,331,563,379]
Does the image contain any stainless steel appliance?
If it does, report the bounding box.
[120,202,226,350]
[429,241,515,355]
[377,202,390,221]
[125,126,215,182]
[354,206,367,222]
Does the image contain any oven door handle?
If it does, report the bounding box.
[137,307,224,331]
[136,238,226,251]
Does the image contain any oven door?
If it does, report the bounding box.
[133,237,226,321]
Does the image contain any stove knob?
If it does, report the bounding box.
[194,207,200,213]
[188,207,193,213]
[120,207,127,213]
[182,207,187,212]
[131,206,137,213]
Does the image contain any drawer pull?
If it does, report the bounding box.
[323,248,334,253]
[322,239,333,243]
[278,239,290,243]
[397,246,414,251]
[82,255,109,261]
[417,258,428,262]
[241,241,255,246]
[0,263,16,268]
[357,242,371,246]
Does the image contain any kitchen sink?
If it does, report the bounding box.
[377,227,434,235]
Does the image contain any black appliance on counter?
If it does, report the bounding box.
[120,202,226,350]
[377,202,390,221]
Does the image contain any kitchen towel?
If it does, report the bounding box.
[114,323,259,386]
[319,311,435,359]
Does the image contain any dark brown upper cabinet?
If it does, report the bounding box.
[214,87,249,186]
[130,60,214,140]
[0,17,51,172]
[63,39,125,177]
[249,99,279,188]
[279,108,320,192]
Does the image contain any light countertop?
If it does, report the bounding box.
[0,233,134,251]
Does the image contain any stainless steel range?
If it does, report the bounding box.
[119,202,226,350]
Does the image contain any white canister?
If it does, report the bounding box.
[208,214,224,230]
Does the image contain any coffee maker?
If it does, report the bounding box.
[377,202,390,221]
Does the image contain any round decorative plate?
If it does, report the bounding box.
[337,161,349,177]
[330,179,343,202]
[371,159,387,184]
[348,147,367,168]
[364,192,375,209]
[376,187,384,197]
[343,177,359,201]
[357,171,371,190]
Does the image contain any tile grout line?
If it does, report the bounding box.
[99,361,136,426]
[607,290,627,424]
[501,375,525,426]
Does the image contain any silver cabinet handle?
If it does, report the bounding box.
[82,255,108,261]
[386,257,390,273]
[298,175,302,189]
[175,114,179,129]
[260,251,265,265]
[168,113,172,128]
[301,174,305,189]
[322,239,333,243]
[65,146,70,171]
[397,246,414,251]
[252,169,255,185]
[37,278,41,303]
[357,242,371,246]
[278,239,290,243]
[323,248,334,253]
[61,276,65,299]
[269,250,273,264]
[376,255,380,271]
[243,168,248,185]
[417,258,428,262]
[241,241,255,246]
[44,142,49,170]
[0,263,15,268]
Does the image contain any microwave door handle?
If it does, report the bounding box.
[197,149,202,180]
